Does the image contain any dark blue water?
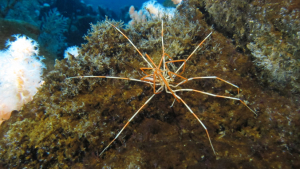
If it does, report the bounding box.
[85,0,165,14]
[0,0,169,57]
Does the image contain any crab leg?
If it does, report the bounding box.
[174,32,213,75]
[106,21,153,68]
[67,75,154,85]
[99,92,157,156]
[174,93,216,155]
[174,88,257,116]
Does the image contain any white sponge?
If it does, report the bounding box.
[0,35,45,125]
[64,46,79,59]
[129,0,177,25]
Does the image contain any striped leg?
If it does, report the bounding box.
[174,88,257,116]
[99,93,156,156]
[175,76,239,92]
[106,21,153,68]
[174,93,216,155]
[67,75,154,85]
[174,32,213,75]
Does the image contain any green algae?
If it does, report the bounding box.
[0,1,299,168]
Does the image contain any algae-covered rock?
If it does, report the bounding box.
[187,0,300,94]
[0,1,299,168]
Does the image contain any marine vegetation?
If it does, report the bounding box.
[0,1,299,168]
[68,20,256,157]
[188,0,300,94]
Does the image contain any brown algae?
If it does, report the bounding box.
[0,2,299,168]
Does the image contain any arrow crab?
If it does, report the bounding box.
[68,19,256,157]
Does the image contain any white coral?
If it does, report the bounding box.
[0,35,45,125]
[128,0,177,25]
[64,46,79,59]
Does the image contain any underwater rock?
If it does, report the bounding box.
[188,0,300,94]
[0,1,299,168]
[0,18,40,49]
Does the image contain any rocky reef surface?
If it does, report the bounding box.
[191,0,300,94]
[0,0,299,168]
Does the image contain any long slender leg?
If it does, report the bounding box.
[174,88,257,116]
[165,59,187,75]
[167,71,188,85]
[163,53,177,74]
[174,32,213,75]
[99,93,156,156]
[173,76,257,115]
[106,21,153,68]
[175,76,239,94]
[140,67,155,76]
[158,20,165,72]
[174,93,216,155]
[67,75,154,85]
